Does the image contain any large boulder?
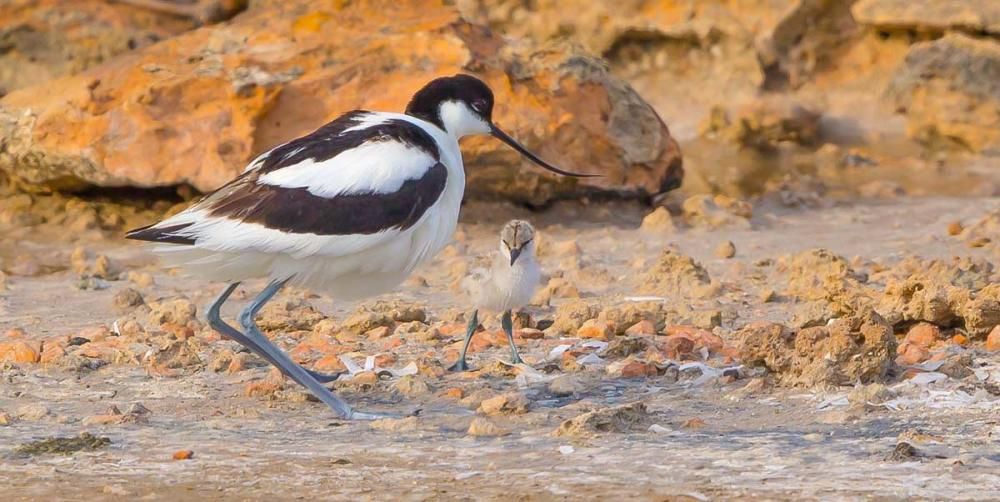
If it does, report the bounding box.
[886,34,1000,153]
[852,0,1000,36]
[0,0,682,205]
[0,0,199,96]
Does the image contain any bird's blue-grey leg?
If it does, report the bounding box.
[448,309,479,372]
[502,310,525,365]
[236,278,391,420]
[206,282,342,383]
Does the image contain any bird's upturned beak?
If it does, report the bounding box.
[490,124,599,178]
[509,247,522,266]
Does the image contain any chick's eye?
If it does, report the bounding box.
[472,100,487,112]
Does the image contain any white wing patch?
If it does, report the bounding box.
[255,140,437,197]
[151,209,402,259]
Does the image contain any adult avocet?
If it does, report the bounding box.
[126,74,594,419]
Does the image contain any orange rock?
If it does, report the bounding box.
[663,325,724,353]
[895,342,930,366]
[0,341,41,364]
[682,417,707,429]
[244,380,282,398]
[514,328,545,340]
[947,221,964,236]
[313,354,346,373]
[951,334,969,346]
[226,353,249,374]
[903,322,942,349]
[40,342,66,365]
[172,450,194,461]
[0,0,195,95]
[661,335,695,360]
[987,326,1000,352]
[374,353,397,367]
[365,326,393,340]
[577,320,612,341]
[380,336,405,351]
[620,361,657,378]
[441,387,464,399]
[351,371,379,386]
[0,0,682,204]
[4,328,26,338]
[625,320,657,337]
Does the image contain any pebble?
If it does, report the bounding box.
[903,322,942,349]
[477,392,529,416]
[113,288,145,310]
[548,375,582,397]
[173,450,194,460]
[15,403,50,421]
[987,326,1000,352]
[624,320,657,336]
[390,375,431,396]
[370,416,419,433]
[946,221,963,236]
[467,417,510,437]
[576,319,612,341]
[715,240,736,259]
[639,207,675,233]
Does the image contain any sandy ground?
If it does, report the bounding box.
[1,196,999,500]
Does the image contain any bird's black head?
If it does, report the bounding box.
[406,74,597,178]
[406,74,494,132]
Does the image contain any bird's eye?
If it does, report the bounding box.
[471,100,487,112]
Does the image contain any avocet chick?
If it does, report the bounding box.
[449,220,541,371]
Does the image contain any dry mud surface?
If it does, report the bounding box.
[1,196,999,500]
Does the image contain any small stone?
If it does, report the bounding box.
[619,360,658,378]
[553,402,648,437]
[15,403,50,421]
[576,319,612,341]
[390,375,431,396]
[172,449,194,460]
[70,247,89,274]
[369,416,419,433]
[624,320,657,336]
[350,371,379,386]
[681,417,707,429]
[113,288,145,310]
[639,207,675,233]
[147,298,197,325]
[548,375,582,397]
[987,326,1000,352]
[968,237,991,248]
[364,326,393,339]
[7,255,43,277]
[715,241,736,259]
[92,255,119,280]
[759,289,777,303]
[904,322,942,349]
[467,417,510,437]
[896,342,930,366]
[0,411,13,426]
[126,271,155,288]
[477,392,529,416]
[440,387,464,399]
[947,221,963,236]
[0,340,41,363]
[515,328,545,340]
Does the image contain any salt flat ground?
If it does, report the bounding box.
[1,197,998,500]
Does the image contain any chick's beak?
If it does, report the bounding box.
[509,247,522,266]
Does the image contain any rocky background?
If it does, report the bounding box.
[1,1,1000,499]
[1,0,998,203]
